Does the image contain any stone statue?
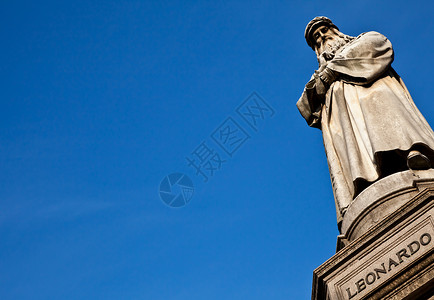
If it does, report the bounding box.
[297,17,434,226]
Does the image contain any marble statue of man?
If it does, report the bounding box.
[297,17,434,226]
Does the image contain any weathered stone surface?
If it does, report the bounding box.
[297,17,434,300]
[312,181,434,300]
[297,17,434,225]
[341,169,434,242]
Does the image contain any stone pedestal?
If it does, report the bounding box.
[312,170,434,300]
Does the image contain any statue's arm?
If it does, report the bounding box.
[327,31,394,85]
[297,76,323,129]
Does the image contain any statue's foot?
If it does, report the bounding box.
[407,150,431,170]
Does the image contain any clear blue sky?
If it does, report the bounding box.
[1,1,433,299]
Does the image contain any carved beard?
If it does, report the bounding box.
[316,36,348,59]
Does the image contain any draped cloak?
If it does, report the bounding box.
[297,31,434,225]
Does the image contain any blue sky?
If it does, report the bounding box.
[1,1,434,299]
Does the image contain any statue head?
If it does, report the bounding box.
[305,17,338,49]
[305,17,353,59]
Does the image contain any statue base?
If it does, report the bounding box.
[312,170,434,300]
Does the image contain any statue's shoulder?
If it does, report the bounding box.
[356,31,389,43]
[342,31,390,51]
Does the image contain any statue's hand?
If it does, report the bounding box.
[319,68,338,86]
[317,52,335,72]
[314,68,338,96]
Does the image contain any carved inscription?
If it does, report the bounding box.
[345,233,432,299]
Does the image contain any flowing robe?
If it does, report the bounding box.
[297,31,434,224]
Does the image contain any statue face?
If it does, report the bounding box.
[312,25,340,55]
